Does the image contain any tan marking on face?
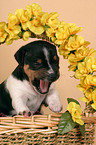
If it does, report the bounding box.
[53,56,57,61]
[37,59,42,64]
[24,65,35,82]
[24,64,46,84]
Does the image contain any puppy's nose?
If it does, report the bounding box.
[47,72,59,82]
[47,68,54,74]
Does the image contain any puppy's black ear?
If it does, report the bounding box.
[14,46,26,66]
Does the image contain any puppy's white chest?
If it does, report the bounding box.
[20,80,46,112]
[6,76,46,113]
[26,94,45,112]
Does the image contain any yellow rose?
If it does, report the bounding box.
[41,12,49,26]
[58,43,70,59]
[75,47,95,61]
[74,62,88,79]
[68,53,79,71]
[68,23,83,35]
[46,27,56,40]
[58,35,90,59]
[15,9,31,30]
[26,3,42,17]
[5,35,20,45]
[68,46,88,66]
[80,89,96,110]
[0,22,8,43]
[41,12,60,29]
[65,35,90,52]
[55,22,83,45]
[75,56,96,79]
[84,89,93,103]
[77,75,96,92]
[55,22,70,44]
[8,13,20,28]
[68,46,96,71]
[5,25,21,38]
[67,102,84,125]
[53,22,83,45]
[79,89,93,104]
[27,18,44,35]
[84,56,96,73]
[47,12,60,29]
[4,12,21,40]
[25,5,33,18]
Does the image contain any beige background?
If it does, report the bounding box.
[0,0,96,143]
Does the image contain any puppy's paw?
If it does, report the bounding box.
[49,100,62,113]
[19,110,33,117]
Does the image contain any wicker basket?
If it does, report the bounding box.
[0,114,96,145]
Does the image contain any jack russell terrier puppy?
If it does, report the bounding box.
[0,40,62,117]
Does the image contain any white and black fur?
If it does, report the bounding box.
[0,40,62,117]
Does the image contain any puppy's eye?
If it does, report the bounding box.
[37,59,42,64]
[53,55,59,64]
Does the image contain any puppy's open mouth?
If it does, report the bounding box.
[32,79,51,94]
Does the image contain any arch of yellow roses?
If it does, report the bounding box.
[0,3,96,111]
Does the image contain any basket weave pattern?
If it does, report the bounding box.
[0,114,96,144]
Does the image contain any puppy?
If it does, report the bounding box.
[0,40,62,117]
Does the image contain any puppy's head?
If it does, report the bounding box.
[14,40,60,94]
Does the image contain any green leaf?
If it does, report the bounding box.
[29,18,33,21]
[58,111,76,134]
[67,98,80,106]
[79,124,85,137]
[45,24,50,30]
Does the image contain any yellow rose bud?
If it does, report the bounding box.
[23,31,31,41]
[46,27,55,38]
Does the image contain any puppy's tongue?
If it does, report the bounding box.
[40,80,49,93]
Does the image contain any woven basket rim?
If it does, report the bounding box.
[0,113,96,135]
